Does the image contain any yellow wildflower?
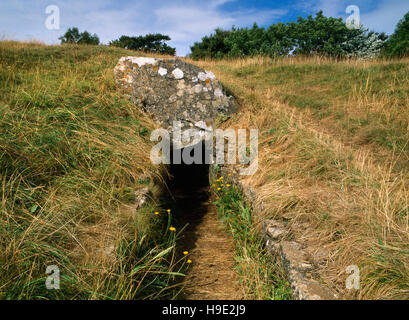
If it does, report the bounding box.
[169,227,176,231]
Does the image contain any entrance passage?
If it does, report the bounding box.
[168,142,243,300]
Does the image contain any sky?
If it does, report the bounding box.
[1,0,408,56]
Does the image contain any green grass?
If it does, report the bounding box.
[0,41,182,299]
[264,62,409,153]
[194,56,409,299]
[211,170,292,300]
[208,57,409,168]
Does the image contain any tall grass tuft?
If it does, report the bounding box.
[0,42,181,299]
[194,55,409,299]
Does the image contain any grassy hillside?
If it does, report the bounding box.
[0,42,183,299]
[1,42,408,300]
[194,56,409,299]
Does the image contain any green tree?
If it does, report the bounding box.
[290,11,351,56]
[59,27,100,45]
[109,34,176,55]
[190,28,231,59]
[264,22,295,56]
[189,11,387,59]
[341,27,387,59]
[384,12,409,57]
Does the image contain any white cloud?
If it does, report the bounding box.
[297,0,408,34]
[0,0,287,56]
[360,0,409,34]
[154,2,286,55]
[3,0,406,56]
[311,0,347,16]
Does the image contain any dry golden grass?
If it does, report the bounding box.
[2,41,408,300]
[193,56,409,299]
[0,42,181,299]
[0,39,47,49]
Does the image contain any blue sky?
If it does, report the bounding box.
[1,0,408,56]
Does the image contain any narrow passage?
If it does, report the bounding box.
[168,143,243,300]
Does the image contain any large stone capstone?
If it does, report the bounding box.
[114,57,238,147]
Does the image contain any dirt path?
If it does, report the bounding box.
[179,196,243,300]
[169,158,243,300]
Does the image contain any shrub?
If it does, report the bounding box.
[59,27,100,45]
[189,11,389,59]
[109,34,176,56]
[384,12,409,57]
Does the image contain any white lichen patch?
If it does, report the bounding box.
[206,71,216,79]
[172,68,184,79]
[214,88,223,97]
[198,71,216,82]
[115,64,126,72]
[158,67,168,76]
[194,84,203,93]
[119,56,158,67]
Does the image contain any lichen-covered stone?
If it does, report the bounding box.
[210,165,338,300]
[114,56,238,142]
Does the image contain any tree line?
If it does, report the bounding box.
[109,34,176,55]
[58,10,409,59]
[189,11,409,59]
[58,28,176,56]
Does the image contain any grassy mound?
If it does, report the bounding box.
[2,42,408,300]
[195,56,409,299]
[0,41,182,299]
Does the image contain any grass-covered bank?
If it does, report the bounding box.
[0,41,183,299]
[195,56,409,169]
[195,56,409,299]
[211,170,292,300]
[2,41,408,300]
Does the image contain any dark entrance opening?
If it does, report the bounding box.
[168,141,210,224]
[167,141,211,295]
[169,142,210,191]
[166,141,242,300]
